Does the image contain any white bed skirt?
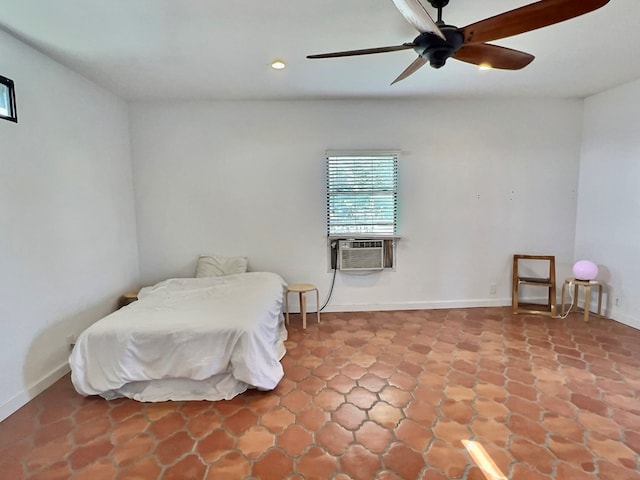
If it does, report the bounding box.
[69,272,288,402]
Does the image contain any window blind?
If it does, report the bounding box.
[326,153,398,236]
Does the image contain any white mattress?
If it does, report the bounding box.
[69,272,287,401]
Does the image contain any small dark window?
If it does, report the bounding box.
[0,75,17,123]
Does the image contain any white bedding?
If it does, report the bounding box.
[69,272,287,401]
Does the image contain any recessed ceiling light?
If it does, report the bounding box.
[271,60,286,70]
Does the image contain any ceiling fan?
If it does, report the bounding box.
[307,0,610,85]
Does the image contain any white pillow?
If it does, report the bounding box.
[196,255,248,277]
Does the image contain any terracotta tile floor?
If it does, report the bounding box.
[2,307,640,479]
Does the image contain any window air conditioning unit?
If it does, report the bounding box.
[338,240,384,271]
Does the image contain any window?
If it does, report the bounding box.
[326,152,398,236]
[0,75,17,123]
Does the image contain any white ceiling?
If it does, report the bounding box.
[1,0,639,101]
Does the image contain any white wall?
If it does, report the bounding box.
[130,99,583,311]
[0,30,139,420]
[576,79,640,329]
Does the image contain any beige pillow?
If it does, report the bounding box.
[196,255,248,277]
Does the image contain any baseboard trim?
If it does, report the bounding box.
[321,299,640,331]
[610,312,640,331]
[0,362,70,422]
[321,298,512,313]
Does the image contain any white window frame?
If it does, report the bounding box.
[326,151,398,237]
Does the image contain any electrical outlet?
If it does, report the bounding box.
[66,334,76,350]
[615,297,620,307]
[489,284,497,295]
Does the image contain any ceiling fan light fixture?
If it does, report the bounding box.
[271,60,286,70]
[478,63,492,70]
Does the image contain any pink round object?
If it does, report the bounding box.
[572,260,598,281]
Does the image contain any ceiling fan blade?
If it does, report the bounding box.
[462,0,610,44]
[391,56,428,85]
[453,44,535,70]
[307,44,415,59]
[391,0,445,39]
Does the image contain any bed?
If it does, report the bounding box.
[69,271,288,402]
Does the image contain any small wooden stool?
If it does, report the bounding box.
[561,278,603,322]
[285,283,320,329]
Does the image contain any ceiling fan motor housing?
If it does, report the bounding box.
[427,0,450,8]
[414,25,463,68]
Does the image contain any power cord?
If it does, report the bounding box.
[315,239,387,313]
[555,279,576,319]
[319,264,337,312]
